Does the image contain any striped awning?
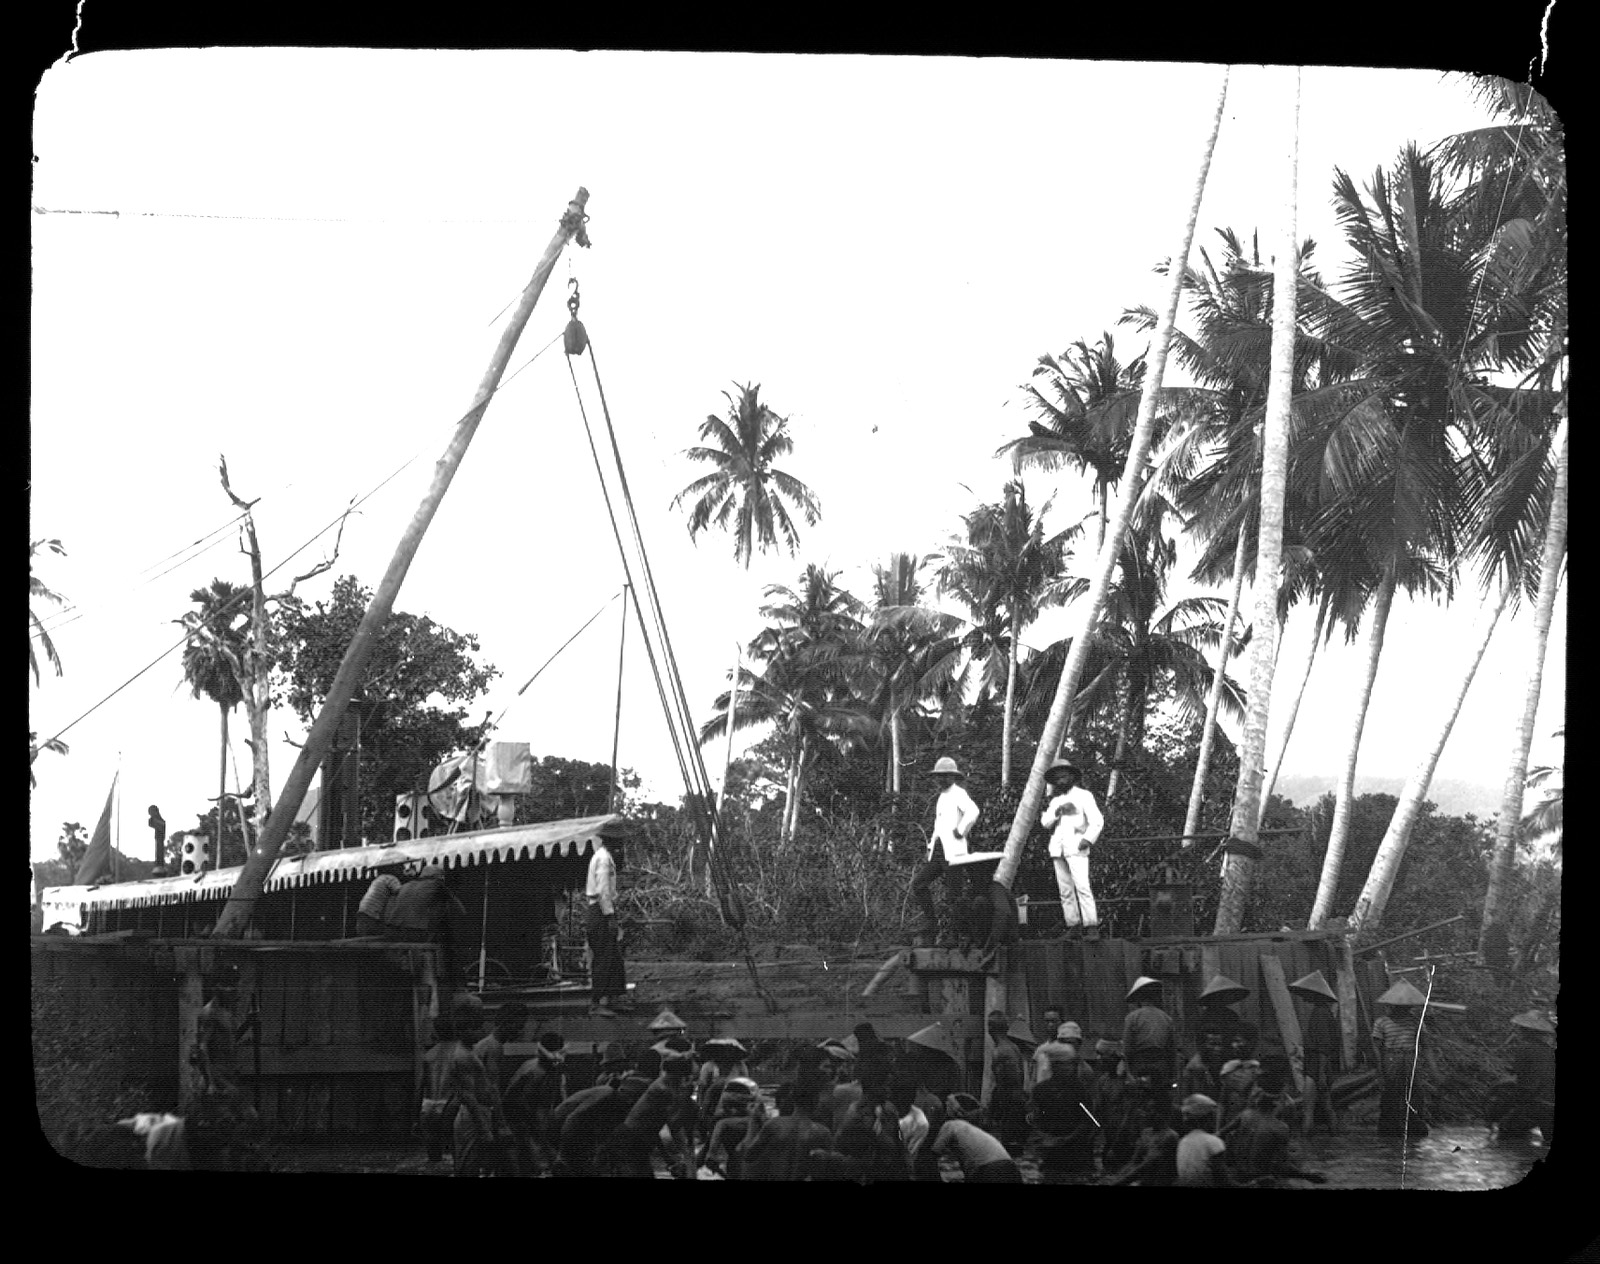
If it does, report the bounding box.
[43,813,629,913]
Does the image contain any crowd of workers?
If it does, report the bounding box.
[409,969,1557,1183]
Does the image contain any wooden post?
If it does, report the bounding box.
[1334,938,1361,1069]
[982,973,1006,1101]
[1258,954,1304,1094]
[211,189,592,938]
[176,947,207,1114]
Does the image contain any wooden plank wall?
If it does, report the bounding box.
[1007,935,1367,1063]
[233,945,424,1139]
[30,937,179,1105]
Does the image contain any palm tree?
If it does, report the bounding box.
[864,554,964,794]
[1211,67,1302,935]
[1125,224,1360,845]
[937,481,1083,788]
[1300,131,1564,931]
[1004,334,1147,557]
[703,565,871,844]
[994,67,1232,898]
[673,382,822,867]
[1347,578,1509,935]
[177,579,251,871]
[1479,414,1566,953]
[29,539,68,685]
[673,382,823,569]
[1020,508,1245,801]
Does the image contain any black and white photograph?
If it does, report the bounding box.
[30,38,1564,1196]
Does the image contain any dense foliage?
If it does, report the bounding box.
[274,575,501,845]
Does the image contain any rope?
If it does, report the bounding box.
[563,311,772,1011]
[1399,964,1436,1188]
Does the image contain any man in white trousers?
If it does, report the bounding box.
[1040,757,1104,936]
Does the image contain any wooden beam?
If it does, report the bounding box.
[522,1011,986,1045]
[247,1047,415,1076]
[1334,939,1361,1070]
[1257,954,1304,1094]
[908,946,1000,974]
[175,946,206,1115]
[1354,914,1466,957]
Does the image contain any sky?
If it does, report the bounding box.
[29,53,1565,867]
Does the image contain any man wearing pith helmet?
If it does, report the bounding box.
[1040,755,1104,937]
[909,756,981,946]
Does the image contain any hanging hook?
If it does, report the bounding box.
[564,276,589,357]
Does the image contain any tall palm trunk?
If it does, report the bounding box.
[1211,67,1300,936]
[996,68,1230,894]
[890,707,902,795]
[1258,596,1327,827]
[1106,675,1133,803]
[1183,528,1249,842]
[1307,565,1396,928]
[1480,414,1568,955]
[1348,579,1509,934]
[1000,610,1020,788]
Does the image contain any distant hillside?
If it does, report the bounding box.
[1272,774,1500,820]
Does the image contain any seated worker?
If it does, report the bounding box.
[1227,1087,1327,1187]
[934,1093,1022,1183]
[1034,1020,1085,1084]
[1218,1032,1262,1129]
[1101,1091,1179,1187]
[1174,1094,1240,1188]
[698,1077,759,1177]
[1181,1030,1228,1101]
[1490,1010,1556,1144]
[1029,1054,1100,1183]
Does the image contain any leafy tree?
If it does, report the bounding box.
[274,575,500,845]
[56,820,88,873]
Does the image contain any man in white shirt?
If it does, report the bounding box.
[1040,757,1104,935]
[909,757,981,946]
[585,837,627,1016]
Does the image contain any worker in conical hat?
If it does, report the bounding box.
[1121,976,1176,1095]
[1370,978,1431,1138]
[1491,1011,1556,1144]
[1041,755,1104,938]
[648,1008,687,1034]
[1288,970,1338,1003]
[1377,979,1428,1008]
[1290,971,1342,1135]
[1196,974,1252,1051]
[909,756,981,947]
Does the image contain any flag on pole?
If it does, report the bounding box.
[74,774,119,885]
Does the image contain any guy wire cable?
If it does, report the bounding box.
[35,325,572,751]
[563,353,702,829]
[573,329,764,996]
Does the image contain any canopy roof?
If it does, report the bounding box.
[42,813,629,913]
